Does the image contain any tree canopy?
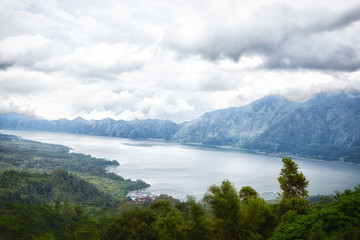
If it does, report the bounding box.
[278,157,309,199]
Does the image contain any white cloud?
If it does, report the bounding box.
[41,43,153,78]
[0,0,359,122]
[136,92,194,119]
[116,110,145,121]
[0,67,61,94]
[0,35,54,67]
[162,0,360,70]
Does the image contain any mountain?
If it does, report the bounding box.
[173,92,360,162]
[0,113,182,140]
[0,92,359,162]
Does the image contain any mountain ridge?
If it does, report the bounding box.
[173,91,360,162]
[0,113,182,140]
[1,91,359,162]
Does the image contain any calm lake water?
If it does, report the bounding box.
[2,130,360,200]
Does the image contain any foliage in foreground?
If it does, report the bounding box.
[0,202,100,240]
[270,187,360,240]
[0,134,359,239]
[1,182,359,240]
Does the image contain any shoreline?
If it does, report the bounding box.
[1,129,359,202]
[1,128,355,165]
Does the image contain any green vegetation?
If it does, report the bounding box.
[103,181,360,240]
[0,134,359,239]
[0,169,106,206]
[278,157,309,199]
[277,157,311,215]
[270,187,360,240]
[0,134,149,197]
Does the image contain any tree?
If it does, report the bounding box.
[239,187,277,239]
[239,186,258,202]
[270,186,360,239]
[150,200,186,240]
[181,196,213,240]
[104,207,157,240]
[278,157,309,199]
[203,180,241,240]
[279,197,311,215]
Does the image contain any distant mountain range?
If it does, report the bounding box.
[0,113,182,140]
[1,92,359,162]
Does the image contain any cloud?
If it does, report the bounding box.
[0,1,48,39]
[136,92,194,119]
[0,67,60,95]
[162,0,360,71]
[316,5,360,31]
[0,35,54,68]
[265,28,360,70]
[0,0,359,122]
[41,43,153,78]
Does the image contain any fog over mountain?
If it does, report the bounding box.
[1,92,359,162]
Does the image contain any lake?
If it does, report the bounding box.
[1,129,360,200]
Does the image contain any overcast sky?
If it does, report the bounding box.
[1,0,360,122]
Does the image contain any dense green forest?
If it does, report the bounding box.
[0,133,359,239]
[0,134,149,197]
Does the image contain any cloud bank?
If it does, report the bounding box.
[0,0,359,122]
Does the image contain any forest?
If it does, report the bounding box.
[0,133,149,197]
[0,133,359,239]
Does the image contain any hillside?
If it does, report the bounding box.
[0,134,149,197]
[173,92,360,162]
[0,169,103,206]
[1,91,359,162]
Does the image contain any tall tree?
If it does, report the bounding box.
[203,180,241,240]
[278,157,309,199]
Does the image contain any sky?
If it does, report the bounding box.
[0,0,360,123]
